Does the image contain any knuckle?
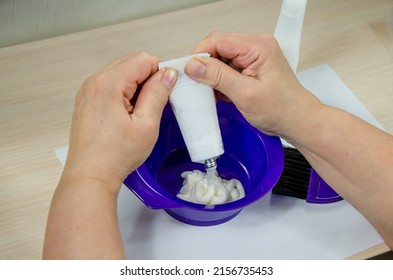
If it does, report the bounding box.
[205,31,224,47]
[262,33,275,41]
[149,85,169,108]
[130,51,152,62]
[208,31,222,38]
[78,72,109,101]
[127,51,157,72]
[137,51,151,60]
[259,33,279,50]
[119,51,153,68]
[210,65,225,89]
[89,72,109,93]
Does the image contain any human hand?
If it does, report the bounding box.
[63,52,178,192]
[184,32,322,143]
[184,33,393,250]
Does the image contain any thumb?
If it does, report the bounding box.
[133,68,178,121]
[185,56,255,102]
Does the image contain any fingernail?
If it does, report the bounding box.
[161,68,178,89]
[185,58,206,78]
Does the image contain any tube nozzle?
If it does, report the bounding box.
[204,158,217,170]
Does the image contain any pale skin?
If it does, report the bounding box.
[43,32,393,259]
[43,52,178,259]
[185,32,393,249]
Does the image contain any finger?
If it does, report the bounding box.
[123,96,134,113]
[102,52,159,100]
[185,56,258,106]
[192,32,263,71]
[104,52,158,83]
[192,32,241,58]
[133,67,178,122]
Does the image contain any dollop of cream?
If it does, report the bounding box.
[177,170,245,205]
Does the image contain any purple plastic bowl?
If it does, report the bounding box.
[123,101,284,226]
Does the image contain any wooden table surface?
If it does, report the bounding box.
[1,0,392,259]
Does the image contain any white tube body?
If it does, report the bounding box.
[158,53,224,163]
[274,0,307,72]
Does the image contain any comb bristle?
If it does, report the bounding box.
[272,146,311,199]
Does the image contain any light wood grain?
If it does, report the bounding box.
[1,0,392,259]
[346,243,391,260]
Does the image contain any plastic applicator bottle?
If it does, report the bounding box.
[274,0,308,72]
[158,53,224,170]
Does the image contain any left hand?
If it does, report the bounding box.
[62,51,178,192]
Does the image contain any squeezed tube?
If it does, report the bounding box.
[158,53,224,164]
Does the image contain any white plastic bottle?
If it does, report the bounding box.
[158,53,224,169]
[274,0,308,72]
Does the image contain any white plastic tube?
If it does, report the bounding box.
[274,0,308,72]
[158,53,224,164]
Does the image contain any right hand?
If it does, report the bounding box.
[184,32,322,144]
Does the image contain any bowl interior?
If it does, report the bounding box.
[142,102,279,209]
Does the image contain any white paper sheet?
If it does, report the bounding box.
[55,64,384,259]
